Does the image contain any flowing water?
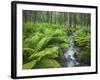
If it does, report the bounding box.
[64,35,80,67]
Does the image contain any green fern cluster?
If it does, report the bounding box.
[74,26,90,48]
[23,22,69,69]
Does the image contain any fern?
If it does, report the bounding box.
[23,59,37,69]
[23,22,69,69]
[74,26,90,48]
[34,57,61,68]
[29,46,59,60]
[35,36,53,51]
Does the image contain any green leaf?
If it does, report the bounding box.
[35,58,61,68]
[36,36,53,51]
[23,60,37,69]
[23,34,42,49]
[23,48,35,53]
[74,26,90,48]
[23,48,35,64]
[29,46,59,60]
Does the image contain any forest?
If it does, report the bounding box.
[22,10,91,69]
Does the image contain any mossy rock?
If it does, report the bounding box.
[79,48,91,66]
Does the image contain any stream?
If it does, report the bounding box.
[64,34,80,67]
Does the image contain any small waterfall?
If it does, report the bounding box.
[64,35,80,67]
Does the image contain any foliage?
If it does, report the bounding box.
[79,49,91,66]
[74,26,91,48]
[74,26,91,66]
[34,57,61,68]
[23,11,91,67]
[79,49,90,59]
[23,22,69,69]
